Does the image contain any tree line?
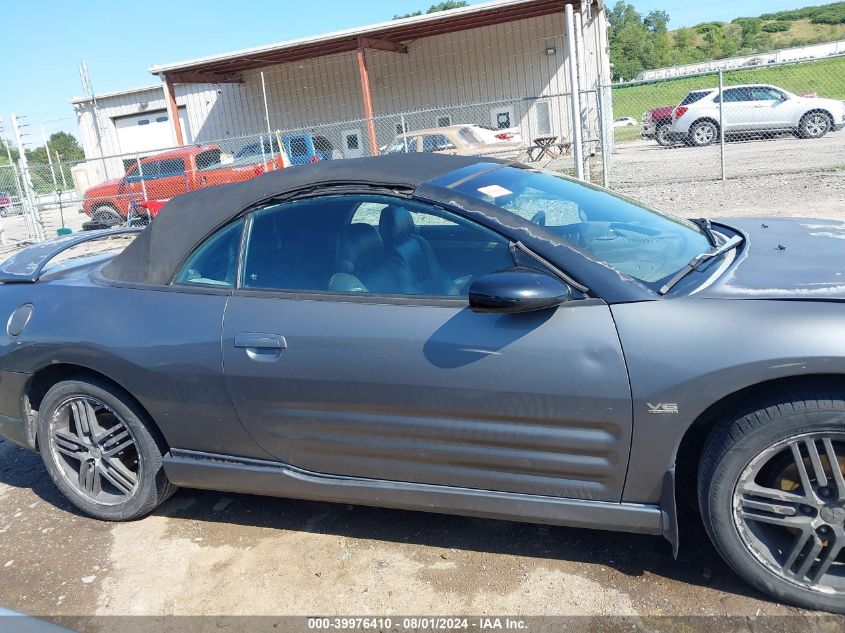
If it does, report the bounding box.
[608,1,845,81]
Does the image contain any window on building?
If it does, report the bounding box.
[535,101,552,136]
[437,115,452,128]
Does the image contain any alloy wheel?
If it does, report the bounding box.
[48,396,141,505]
[733,432,845,595]
[805,114,830,138]
[693,124,716,146]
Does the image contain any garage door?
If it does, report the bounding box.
[113,108,192,155]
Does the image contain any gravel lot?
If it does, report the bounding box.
[610,134,845,219]
[1,136,844,631]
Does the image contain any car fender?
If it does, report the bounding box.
[611,298,845,503]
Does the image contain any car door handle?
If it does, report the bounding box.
[234,333,287,350]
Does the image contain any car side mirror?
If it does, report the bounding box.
[468,268,571,314]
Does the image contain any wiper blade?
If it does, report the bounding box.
[690,217,717,247]
[659,234,744,296]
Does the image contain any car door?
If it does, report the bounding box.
[720,87,761,132]
[750,86,793,128]
[218,193,633,502]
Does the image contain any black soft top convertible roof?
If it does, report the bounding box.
[102,154,505,286]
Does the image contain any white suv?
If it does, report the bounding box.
[669,84,845,147]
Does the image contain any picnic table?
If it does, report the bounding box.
[525,136,572,162]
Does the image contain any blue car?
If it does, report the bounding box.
[235,133,334,165]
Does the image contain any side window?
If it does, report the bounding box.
[752,87,783,101]
[386,137,417,154]
[174,219,244,287]
[722,88,752,103]
[314,136,333,153]
[422,134,456,153]
[351,202,458,227]
[241,195,514,297]
[158,158,186,177]
[196,149,222,170]
[289,137,309,158]
[128,161,159,181]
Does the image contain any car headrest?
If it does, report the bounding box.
[379,205,416,248]
[336,223,384,273]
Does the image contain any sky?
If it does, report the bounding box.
[0,0,821,145]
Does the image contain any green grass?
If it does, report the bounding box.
[613,126,642,143]
[612,55,845,120]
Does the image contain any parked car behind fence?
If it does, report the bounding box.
[82,144,286,227]
[669,83,845,147]
[0,191,22,217]
[235,133,335,165]
[384,125,522,158]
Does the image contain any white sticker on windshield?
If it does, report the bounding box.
[477,184,512,198]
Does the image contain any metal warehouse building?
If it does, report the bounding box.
[72,0,610,179]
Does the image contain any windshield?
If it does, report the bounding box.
[451,166,712,288]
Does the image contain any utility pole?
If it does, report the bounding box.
[0,117,11,246]
[80,60,109,179]
[42,124,60,193]
[11,113,45,241]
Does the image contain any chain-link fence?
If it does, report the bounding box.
[607,53,845,190]
[2,92,612,253]
[4,53,842,254]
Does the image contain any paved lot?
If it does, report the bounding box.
[1,139,845,629]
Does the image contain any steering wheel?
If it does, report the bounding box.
[530,211,547,227]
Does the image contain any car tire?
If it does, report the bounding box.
[91,206,123,228]
[688,120,718,147]
[798,112,832,139]
[699,392,845,613]
[655,124,673,147]
[36,377,177,521]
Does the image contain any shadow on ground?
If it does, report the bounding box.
[0,437,772,608]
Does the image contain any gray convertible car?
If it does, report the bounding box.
[0,155,842,612]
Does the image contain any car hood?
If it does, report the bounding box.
[802,96,845,112]
[697,216,845,300]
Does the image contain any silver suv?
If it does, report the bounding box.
[669,83,845,147]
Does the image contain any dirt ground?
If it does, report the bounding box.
[2,137,845,631]
[1,435,839,631]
